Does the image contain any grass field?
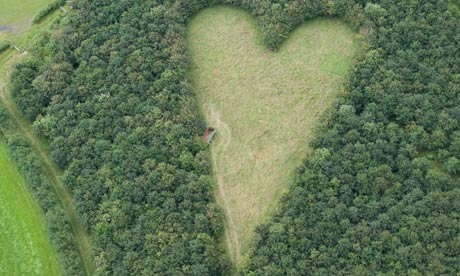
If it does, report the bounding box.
[0,0,52,27]
[0,142,61,275]
[188,6,359,266]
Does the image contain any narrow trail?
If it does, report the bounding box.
[0,84,95,275]
[208,106,241,265]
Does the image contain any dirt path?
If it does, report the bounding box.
[208,105,242,265]
[0,83,95,275]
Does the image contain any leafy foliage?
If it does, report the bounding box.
[8,0,460,275]
[32,0,66,24]
[0,41,11,54]
[246,1,460,275]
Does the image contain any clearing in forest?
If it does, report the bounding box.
[188,6,359,266]
[0,142,61,276]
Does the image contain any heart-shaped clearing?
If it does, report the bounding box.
[188,6,359,265]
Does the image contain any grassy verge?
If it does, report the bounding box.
[0,89,94,275]
[0,141,61,276]
[0,7,93,276]
[188,6,359,266]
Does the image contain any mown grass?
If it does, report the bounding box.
[188,6,359,266]
[0,0,52,26]
[0,142,61,276]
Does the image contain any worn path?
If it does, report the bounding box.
[208,105,241,264]
[0,65,95,275]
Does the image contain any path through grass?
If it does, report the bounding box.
[188,6,359,266]
[0,7,94,276]
[0,90,95,275]
[0,142,61,275]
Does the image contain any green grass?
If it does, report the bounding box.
[0,7,94,275]
[0,4,62,81]
[0,0,52,26]
[0,142,61,275]
[0,7,65,276]
[188,6,359,266]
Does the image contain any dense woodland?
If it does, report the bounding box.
[246,0,460,275]
[8,0,460,275]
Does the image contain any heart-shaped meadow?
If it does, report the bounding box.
[188,6,359,265]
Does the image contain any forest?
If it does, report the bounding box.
[7,0,460,275]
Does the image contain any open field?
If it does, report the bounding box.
[0,0,52,30]
[0,142,61,275]
[188,6,359,266]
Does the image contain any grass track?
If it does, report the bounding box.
[0,65,95,276]
[0,142,61,275]
[0,7,95,276]
[0,91,95,276]
[188,6,359,266]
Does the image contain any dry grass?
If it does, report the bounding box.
[187,6,359,266]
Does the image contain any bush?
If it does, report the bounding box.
[0,41,10,54]
[32,0,66,24]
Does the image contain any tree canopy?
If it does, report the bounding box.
[8,0,460,275]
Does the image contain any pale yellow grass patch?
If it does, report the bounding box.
[188,6,359,266]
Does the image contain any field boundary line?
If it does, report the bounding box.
[0,83,95,275]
